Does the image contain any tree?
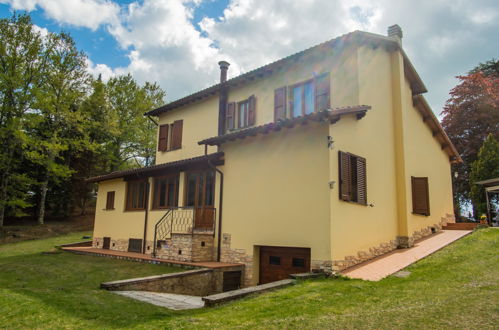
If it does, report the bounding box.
[105,74,165,171]
[0,14,46,226]
[470,59,499,78]
[26,32,90,224]
[470,134,499,216]
[441,64,499,216]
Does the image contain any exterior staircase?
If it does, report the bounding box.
[442,222,479,230]
[153,207,216,262]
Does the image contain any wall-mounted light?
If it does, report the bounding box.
[329,181,336,189]
[327,136,334,149]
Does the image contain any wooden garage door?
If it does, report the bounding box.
[259,246,310,284]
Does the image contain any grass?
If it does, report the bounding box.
[1,229,498,329]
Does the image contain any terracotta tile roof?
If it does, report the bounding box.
[198,105,371,146]
[86,152,224,183]
[145,31,426,117]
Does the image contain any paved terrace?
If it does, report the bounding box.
[61,246,241,269]
[341,230,472,281]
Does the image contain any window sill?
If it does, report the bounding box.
[412,212,430,217]
[340,199,368,207]
[103,208,115,211]
[124,209,146,212]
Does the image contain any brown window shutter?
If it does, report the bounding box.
[274,87,287,121]
[158,124,169,151]
[356,157,367,205]
[226,102,235,131]
[411,177,430,216]
[171,120,183,150]
[338,151,351,201]
[314,73,330,111]
[248,95,256,126]
[106,191,115,210]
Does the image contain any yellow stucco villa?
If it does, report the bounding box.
[88,25,461,286]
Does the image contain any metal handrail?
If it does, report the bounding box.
[152,206,216,257]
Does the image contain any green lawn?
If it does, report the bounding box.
[0,229,498,329]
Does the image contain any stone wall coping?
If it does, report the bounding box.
[101,268,212,289]
[202,279,295,306]
[57,241,92,248]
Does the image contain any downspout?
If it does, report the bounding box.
[142,179,150,254]
[143,115,157,253]
[205,149,224,262]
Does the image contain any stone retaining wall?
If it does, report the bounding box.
[101,266,244,297]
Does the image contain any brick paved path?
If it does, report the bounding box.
[341,230,472,281]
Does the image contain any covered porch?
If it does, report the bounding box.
[87,152,224,263]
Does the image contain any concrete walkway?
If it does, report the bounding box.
[113,291,205,310]
[341,230,472,281]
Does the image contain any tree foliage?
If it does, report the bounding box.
[0,13,166,225]
[441,61,499,216]
[469,134,499,217]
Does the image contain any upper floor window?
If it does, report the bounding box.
[226,95,256,132]
[158,120,183,152]
[274,72,330,122]
[126,180,147,211]
[291,80,314,117]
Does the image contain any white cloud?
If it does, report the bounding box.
[1,0,119,30]
[3,0,498,113]
[85,58,116,81]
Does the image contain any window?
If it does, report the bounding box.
[126,180,147,211]
[105,191,115,210]
[338,151,367,205]
[158,120,183,151]
[152,174,179,209]
[290,80,314,117]
[274,73,330,122]
[269,256,281,265]
[238,100,249,128]
[411,176,430,216]
[225,95,256,131]
[292,258,305,267]
[185,171,215,207]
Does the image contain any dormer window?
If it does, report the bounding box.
[226,95,256,132]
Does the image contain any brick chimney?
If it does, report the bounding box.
[218,61,230,83]
[387,24,403,44]
[218,61,230,135]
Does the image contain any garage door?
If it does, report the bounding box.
[259,246,311,284]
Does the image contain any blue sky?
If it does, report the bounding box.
[0,0,497,114]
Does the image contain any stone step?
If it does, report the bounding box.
[443,223,478,230]
[202,279,295,307]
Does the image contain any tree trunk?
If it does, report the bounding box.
[0,177,7,227]
[37,176,49,225]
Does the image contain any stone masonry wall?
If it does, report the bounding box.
[155,234,214,262]
[220,233,253,286]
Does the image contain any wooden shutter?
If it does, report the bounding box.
[106,191,115,210]
[158,124,169,151]
[274,87,287,121]
[315,73,330,111]
[248,95,256,126]
[338,151,351,201]
[356,157,367,205]
[171,120,183,150]
[411,177,430,216]
[226,102,235,131]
